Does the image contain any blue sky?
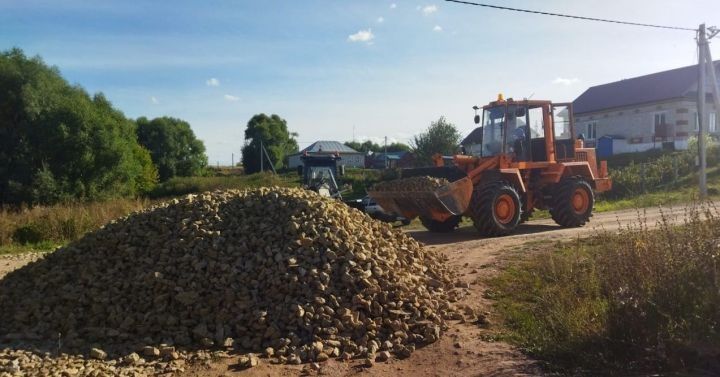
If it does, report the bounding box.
[1,0,718,165]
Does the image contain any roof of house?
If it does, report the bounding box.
[461,127,483,146]
[294,141,360,155]
[573,60,720,115]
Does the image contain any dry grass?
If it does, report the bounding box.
[490,203,720,374]
[0,199,148,252]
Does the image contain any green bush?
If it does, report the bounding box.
[12,223,44,244]
[607,152,694,198]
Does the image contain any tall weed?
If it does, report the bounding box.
[491,203,720,372]
[0,199,147,248]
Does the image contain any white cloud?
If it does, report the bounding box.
[390,3,397,9]
[150,96,159,104]
[224,94,240,101]
[358,136,399,145]
[433,25,443,32]
[552,77,580,86]
[422,5,437,15]
[377,16,384,23]
[206,78,220,86]
[348,29,375,43]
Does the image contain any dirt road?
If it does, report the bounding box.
[0,204,696,376]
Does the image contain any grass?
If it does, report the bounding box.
[0,240,58,256]
[0,199,148,255]
[488,204,720,374]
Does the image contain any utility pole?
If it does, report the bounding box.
[231,153,234,167]
[260,140,264,172]
[698,24,707,198]
[697,24,720,198]
[261,142,277,175]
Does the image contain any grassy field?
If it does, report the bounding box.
[0,199,148,255]
[487,204,720,374]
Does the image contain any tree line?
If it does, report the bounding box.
[1,48,465,205]
[241,116,462,171]
[0,48,207,206]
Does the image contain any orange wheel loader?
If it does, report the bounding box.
[368,95,612,237]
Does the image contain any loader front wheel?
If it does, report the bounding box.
[420,215,461,233]
[470,181,522,237]
[550,178,594,227]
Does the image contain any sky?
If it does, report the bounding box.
[1,0,719,165]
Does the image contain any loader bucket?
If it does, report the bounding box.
[368,167,473,222]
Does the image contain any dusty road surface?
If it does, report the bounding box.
[0,204,699,377]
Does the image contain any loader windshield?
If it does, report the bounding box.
[482,106,505,156]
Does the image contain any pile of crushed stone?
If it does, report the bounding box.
[373,176,451,192]
[0,187,463,371]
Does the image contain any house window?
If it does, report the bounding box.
[695,112,718,132]
[654,112,668,137]
[654,112,667,127]
[586,122,597,139]
[694,112,699,131]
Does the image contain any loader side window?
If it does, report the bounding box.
[552,105,575,160]
[482,106,505,157]
[528,106,546,162]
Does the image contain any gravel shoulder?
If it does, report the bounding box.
[0,203,699,376]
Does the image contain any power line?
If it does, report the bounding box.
[444,0,698,32]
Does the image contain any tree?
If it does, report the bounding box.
[136,117,208,181]
[241,114,298,174]
[0,48,158,205]
[411,116,462,166]
[344,140,411,153]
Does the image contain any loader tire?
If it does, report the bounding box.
[420,215,461,233]
[470,181,522,237]
[550,178,594,227]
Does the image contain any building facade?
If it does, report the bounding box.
[573,61,719,155]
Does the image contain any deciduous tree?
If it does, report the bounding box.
[0,48,158,205]
[411,117,461,166]
[136,117,208,181]
[241,114,298,173]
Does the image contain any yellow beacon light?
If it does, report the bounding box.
[497,93,505,101]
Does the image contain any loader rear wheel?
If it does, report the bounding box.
[550,178,594,227]
[420,215,461,233]
[470,181,521,237]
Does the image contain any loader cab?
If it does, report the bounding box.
[479,100,576,163]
